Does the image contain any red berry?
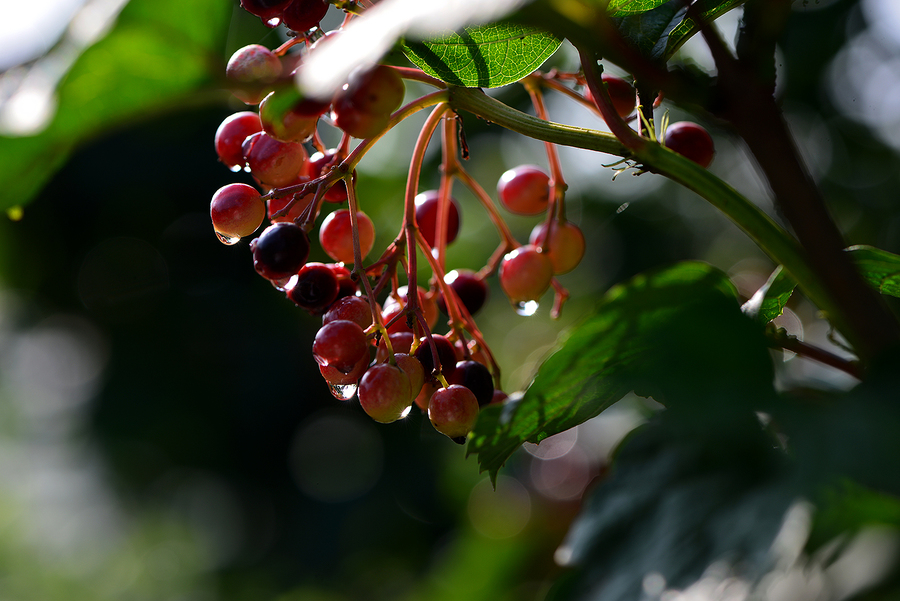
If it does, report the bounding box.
[499,245,554,306]
[437,269,488,316]
[664,121,715,168]
[447,360,494,407]
[259,89,320,143]
[251,222,310,281]
[414,190,460,248]
[240,0,292,24]
[529,220,586,275]
[287,262,339,313]
[585,73,635,119]
[225,44,283,104]
[242,132,309,187]
[395,353,425,401]
[327,263,359,299]
[358,363,412,423]
[332,65,405,139]
[428,385,480,443]
[215,112,262,170]
[323,295,373,330]
[210,183,266,243]
[497,165,550,215]
[319,209,375,264]
[306,149,349,203]
[319,352,369,386]
[375,331,414,362]
[384,286,438,330]
[414,334,458,381]
[313,319,369,373]
[267,185,315,223]
[282,0,329,32]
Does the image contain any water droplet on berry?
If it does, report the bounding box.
[229,164,243,173]
[515,300,539,316]
[400,405,412,419]
[266,16,282,27]
[270,275,293,291]
[215,231,241,245]
[329,383,358,401]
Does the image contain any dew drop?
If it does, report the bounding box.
[329,383,357,401]
[266,16,281,27]
[229,164,243,173]
[400,405,412,419]
[515,300,539,316]
[215,231,241,245]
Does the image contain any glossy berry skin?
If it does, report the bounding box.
[323,295,373,330]
[529,220,586,275]
[585,74,635,119]
[414,334,458,381]
[414,190,461,248]
[319,353,369,386]
[319,209,375,264]
[210,183,265,241]
[499,245,554,305]
[358,363,412,423]
[428,385,480,443]
[215,112,262,170]
[307,149,349,203]
[282,0,329,31]
[242,132,309,187]
[447,360,494,407]
[328,263,359,299]
[251,222,310,281]
[288,262,339,313]
[259,89,320,143]
[437,269,488,316]
[376,331,414,363]
[497,165,550,215]
[332,65,405,139]
[394,353,425,401]
[313,319,369,373]
[240,0,292,24]
[664,121,715,168]
[225,44,282,104]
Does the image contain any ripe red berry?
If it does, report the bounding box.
[319,352,369,387]
[358,363,412,423]
[259,89,321,143]
[384,286,438,330]
[287,262,339,313]
[282,0,329,32]
[499,245,554,307]
[327,263,359,299]
[306,149,349,203]
[529,220,586,275]
[395,353,425,401]
[664,121,715,168]
[313,319,369,373]
[447,360,494,407]
[215,112,262,170]
[332,65,405,139]
[414,334,458,381]
[251,222,310,281]
[323,295,373,330]
[210,183,266,244]
[242,131,309,187]
[437,269,488,316]
[319,209,375,264]
[225,44,283,104]
[497,165,550,215]
[428,385,480,443]
[414,190,461,248]
[240,0,292,24]
[585,73,636,119]
[375,331,414,363]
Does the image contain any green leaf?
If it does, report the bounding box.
[606,0,673,17]
[741,266,796,324]
[0,0,231,212]
[468,261,775,481]
[401,22,561,88]
[846,244,900,298]
[609,0,745,63]
[546,413,794,601]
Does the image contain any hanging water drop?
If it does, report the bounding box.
[399,405,412,419]
[215,231,241,245]
[515,300,539,316]
[329,383,357,401]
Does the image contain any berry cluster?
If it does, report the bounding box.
[209,2,715,442]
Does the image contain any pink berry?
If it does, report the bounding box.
[210,183,265,242]
[497,165,551,215]
[664,121,715,168]
[499,245,554,305]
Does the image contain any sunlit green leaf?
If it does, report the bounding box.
[742,266,796,324]
[468,262,775,481]
[606,0,672,17]
[401,22,561,88]
[847,244,900,298]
